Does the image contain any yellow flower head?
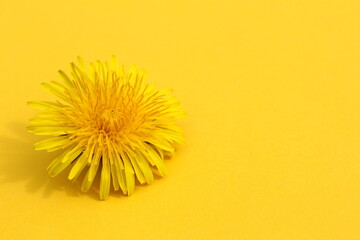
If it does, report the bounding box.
[27,56,185,200]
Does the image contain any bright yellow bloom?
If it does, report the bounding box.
[27,56,185,200]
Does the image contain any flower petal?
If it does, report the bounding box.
[27,101,63,110]
[48,146,84,177]
[100,159,111,200]
[34,136,71,151]
[68,153,88,180]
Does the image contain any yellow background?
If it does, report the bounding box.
[1,0,360,239]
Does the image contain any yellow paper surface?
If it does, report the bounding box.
[1,0,360,239]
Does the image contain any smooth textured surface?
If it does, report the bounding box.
[1,0,360,239]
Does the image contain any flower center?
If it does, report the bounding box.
[97,108,125,132]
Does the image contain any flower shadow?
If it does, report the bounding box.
[0,121,99,200]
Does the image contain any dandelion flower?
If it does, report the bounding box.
[27,56,185,200]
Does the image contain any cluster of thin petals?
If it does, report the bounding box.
[28,57,185,200]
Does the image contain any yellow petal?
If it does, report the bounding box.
[58,70,73,88]
[109,160,120,191]
[27,126,76,136]
[81,149,101,192]
[136,150,154,184]
[68,153,88,180]
[112,151,127,194]
[156,129,185,144]
[100,159,111,200]
[127,151,145,184]
[34,136,71,151]
[144,144,167,176]
[147,138,174,152]
[27,101,62,110]
[41,82,71,103]
[48,147,84,177]
[121,152,135,195]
